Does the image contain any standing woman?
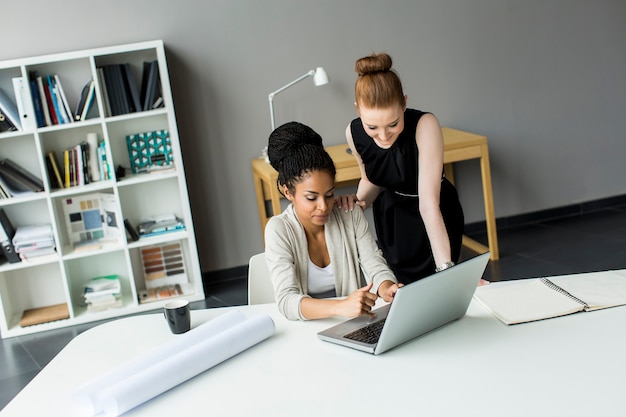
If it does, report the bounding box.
[337,52,464,284]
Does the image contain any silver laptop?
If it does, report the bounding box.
[317,252,490,355]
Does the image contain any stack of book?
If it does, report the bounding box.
[0,158,44,198]
[98,60,162,117]
[12,224,56,260]
[46,137,111,190]
[83,275,122,312]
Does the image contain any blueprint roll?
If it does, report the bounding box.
[73,310,247,416]
[97,314,275,417]
[86,132,100,182]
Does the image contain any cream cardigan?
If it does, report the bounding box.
[264,204,397,320]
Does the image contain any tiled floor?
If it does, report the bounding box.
[1,204,626,411]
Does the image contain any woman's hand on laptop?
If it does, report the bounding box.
[334,283,378,318]
[377,280,403,302]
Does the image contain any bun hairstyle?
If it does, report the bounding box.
[354,52,405,109]
[268,121,336,195]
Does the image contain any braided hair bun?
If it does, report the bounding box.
[267,122,336,194]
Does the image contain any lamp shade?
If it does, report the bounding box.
[268,66,330,132]
[313,67,329,86]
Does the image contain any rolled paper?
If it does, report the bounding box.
[73,310,247,416]
[97,314,275,417]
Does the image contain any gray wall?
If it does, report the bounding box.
[2,0,625,273]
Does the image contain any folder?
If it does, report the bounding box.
[0,208,20,263]
[0,87,22,130]
[12,77,36,131]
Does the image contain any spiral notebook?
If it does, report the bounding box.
[474,269,626,325]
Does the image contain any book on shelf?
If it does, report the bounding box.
[53,74,75,124]
[34,75,53,126]
[28,76,45,128]
[126,129,173,174]
[73,79,95,122]
[83,275,123,312]
[138,241,191,303]
[61,192,123,249]
[474,269,626,325]
[137,214,185,238]
[47,75,67,124]
[141,60,161,111]
[96,69,112,117]
[61,138,100,188]
[12,77,35,131]
[121,63,142,113]
[98,61,161,116]
[46,151,64,189]
[0,208,20,263]
[12,224,56,260]
[42,76,60,125]
[96,140,112,180]
[19,303,69,327]
[0,158,44,194]
[0,87,21,131]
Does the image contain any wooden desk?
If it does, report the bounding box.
[4,295,626,416]
[252,127,499,260]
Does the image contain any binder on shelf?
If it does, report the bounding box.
[0,110,17,132]
[0,159,44,192]
[0,208,20,263]
[0,87,22,131]
[12,77,35,131]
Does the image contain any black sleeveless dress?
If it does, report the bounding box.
[350,109,464,284]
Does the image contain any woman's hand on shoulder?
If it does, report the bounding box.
[335,194,366,212]
[335,283,378,318]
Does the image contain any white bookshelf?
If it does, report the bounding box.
[0,40,204,338]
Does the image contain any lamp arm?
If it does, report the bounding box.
[268,69,316,131]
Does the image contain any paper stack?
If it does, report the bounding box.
[12,224,56,260]
[83,275,122,312]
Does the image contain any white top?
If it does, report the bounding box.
[306,259,335,297]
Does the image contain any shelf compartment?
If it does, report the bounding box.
[64,249,134,318]
[0,262,67,334]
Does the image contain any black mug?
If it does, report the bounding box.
[164,299,190,334]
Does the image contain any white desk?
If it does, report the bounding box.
[2,295,625,416]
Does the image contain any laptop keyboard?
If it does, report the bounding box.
[344,319,386,344]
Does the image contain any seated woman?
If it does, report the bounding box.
[264,121,401,321]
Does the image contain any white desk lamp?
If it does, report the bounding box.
[268,67,329,132]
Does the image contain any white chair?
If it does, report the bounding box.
[248,253,275,305]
